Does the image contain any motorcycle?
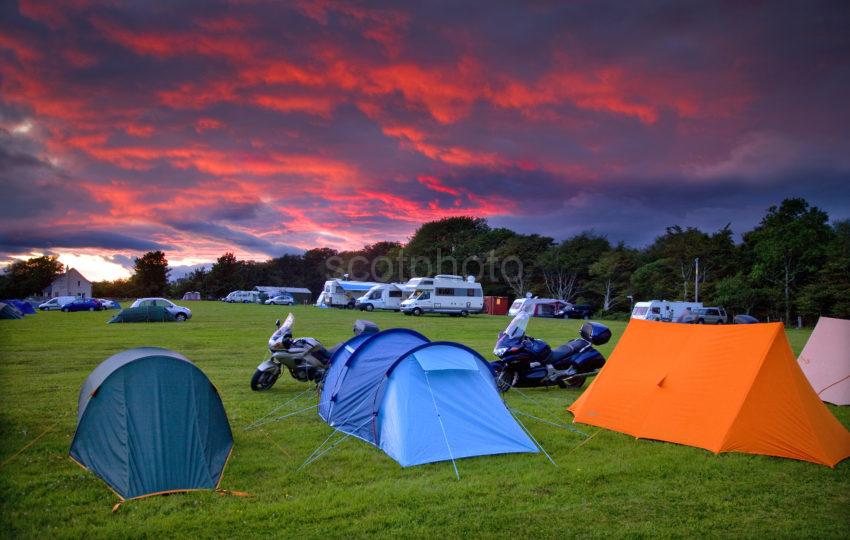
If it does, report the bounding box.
[250,313,379,391]
[491,310,611,392]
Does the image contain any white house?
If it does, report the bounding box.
[43,268,92,299]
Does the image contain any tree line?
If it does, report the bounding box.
[2,198,847,325]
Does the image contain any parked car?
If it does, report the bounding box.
[130,298,192,320]
[265,294,295,305]
[96,298,121,309]
[555,304,595,319]
[38,296,77,311]
[61,298,103,312]
[693,307,727,324]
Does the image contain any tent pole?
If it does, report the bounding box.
[424,372,460,480]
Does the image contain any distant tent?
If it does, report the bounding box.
[182,291,201,301]
[569,320,850,467]
[319,329,538,468]
[0,302,23,320]
[108,306,177,323]
[3,300,36,315]
[70,347,233,501]
[798,317,850,406]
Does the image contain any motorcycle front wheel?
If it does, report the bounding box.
[251,367,281,391]
[495,369,517,393]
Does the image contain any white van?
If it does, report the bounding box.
[400,275,484,316]
[355,284,405,311]
[38,296,77,311]
[224,290,261,303]
[631,300,703,322]
[320,279,382,308]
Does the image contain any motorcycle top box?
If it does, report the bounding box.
[580,321,611,345]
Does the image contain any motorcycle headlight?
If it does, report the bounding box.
[269,341,285,351]
[493,347,508,356]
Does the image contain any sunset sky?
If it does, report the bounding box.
[1,1,849,281]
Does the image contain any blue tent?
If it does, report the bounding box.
[3,300,35,315]
[318,330,538,467]
[320,329,429,441]
[70,347,233,501]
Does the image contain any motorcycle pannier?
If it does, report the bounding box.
[353,319,380,335]
[580,321,611,345]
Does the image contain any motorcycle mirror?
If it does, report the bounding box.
[275,319,281,328]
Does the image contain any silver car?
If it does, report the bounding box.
[265,295,295,305]
[694,307,727,324]
[130,297,192,321]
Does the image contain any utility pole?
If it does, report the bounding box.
[694,257,699,303]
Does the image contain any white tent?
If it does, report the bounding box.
[798,317,850,406]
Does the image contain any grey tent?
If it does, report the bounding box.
[0,302,23,320]
[108,306,177,323]
[70,347,233,501]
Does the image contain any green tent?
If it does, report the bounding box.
[108,306,177,323]
[0,302,23,320]
[70,347,233,501]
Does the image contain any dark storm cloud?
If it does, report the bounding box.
[0,228,173,253]
[0,0,847,259]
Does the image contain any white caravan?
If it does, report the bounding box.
[319,279,382,308]
[631,300,703,321]
[400,275,484,316]
[224,290,262,303]
[355,284,406,311]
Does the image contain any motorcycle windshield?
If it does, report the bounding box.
[269,313,295,345]
[280,313,294,335]
[494,311,529,354]
[504,310,529,339]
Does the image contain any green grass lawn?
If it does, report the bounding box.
[0,303,847,538]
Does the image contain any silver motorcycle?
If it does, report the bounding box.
[250,313,378,391]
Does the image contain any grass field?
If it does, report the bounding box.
[0,303,847,538]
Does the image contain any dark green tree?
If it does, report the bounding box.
[130,251,170,297]
[0,255,65,298]
[589,242,639,312]
[745,198,833,324]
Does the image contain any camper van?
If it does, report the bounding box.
[224,290,261,303]
[400,275,484,316]
[355,284,406,311]
[319,279,382,308]
[631,300,703,322]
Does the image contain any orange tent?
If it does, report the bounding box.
[568,320,850,467]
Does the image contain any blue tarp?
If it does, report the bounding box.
[70,347,233,500]
[319,331,538,467]
[337,282,377,292]
[3,300,35,315]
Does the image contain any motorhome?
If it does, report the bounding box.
[224,290,261,303]
[355,283,406,311]
[631,300,703,321]
[400,275,484,316]
[319,279,382,308]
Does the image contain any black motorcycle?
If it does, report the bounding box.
[490,310,611,392]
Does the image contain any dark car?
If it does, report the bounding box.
[61,299,103,312]
[555,304,595,319]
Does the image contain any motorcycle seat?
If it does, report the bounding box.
[314,345,333,361]
[546,339,586,364]
[324,343,342,358]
